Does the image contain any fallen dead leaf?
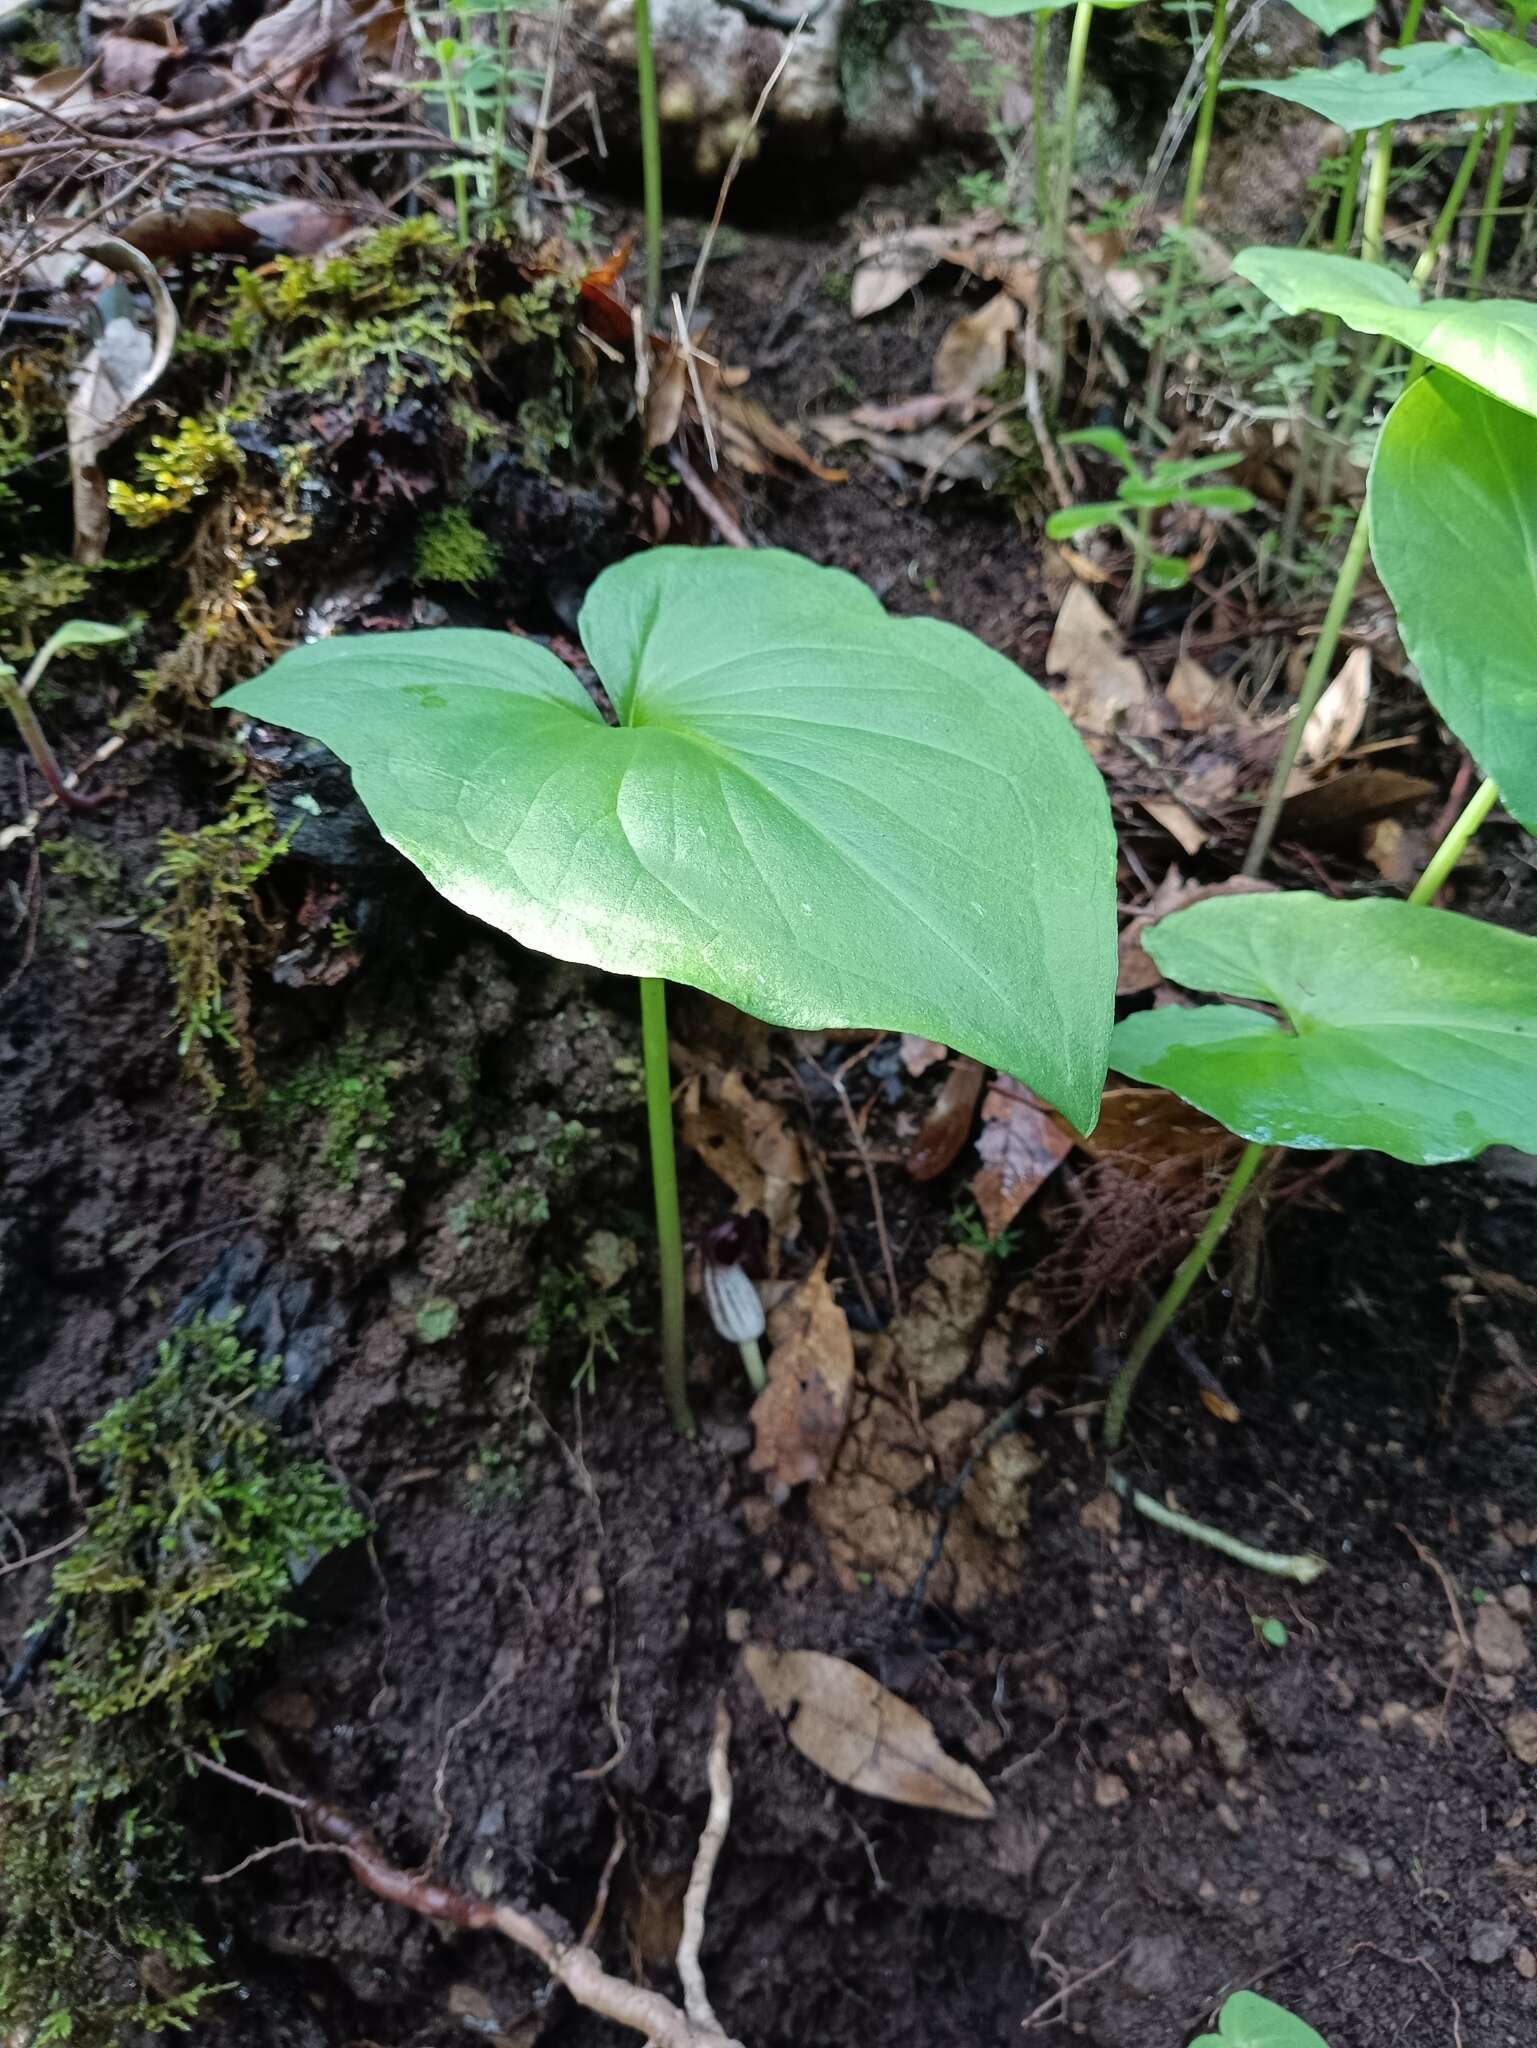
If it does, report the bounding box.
[1299,645,1371,767]
[1074,1085,1241,1182]
[117,205,257,260]
[972,1076,1072,1238]
[1044,583,1158,741]
[1280,765,1436,838]
[716,394,846,483]
[749,1259,855,1491]
[809,415,997,487]
[907,1054,986,1181]
[680,1069,806,1238]
[240,199,358,254]
[900,1035,949,1080]
[851,391,967,434]
[932,291,1020,398]
[1138,796,1207,856]
[743,1645,995,1818]
[1167,655,1246,732]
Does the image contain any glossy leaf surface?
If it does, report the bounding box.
[1191,1990,1329,2048]
[1109,892,1537,1164]
[220,547,1117,1128]
[1370,373,1537,833]
[1233,247,1537,417]
[1282,0,1374,30]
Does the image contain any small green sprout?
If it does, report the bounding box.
[1193,1989,1328,2047]
[1253,1614,1290,1649]
[1046,427,1255,624]
[0,617,128,813]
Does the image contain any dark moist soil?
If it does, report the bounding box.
[4,218,1537,2048]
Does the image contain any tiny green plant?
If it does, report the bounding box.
[1193,1990,1328,2047]
[218,547,1118,1432]
[0,617,127,813]
[1045,427,1254,623]
[406,0,538,244]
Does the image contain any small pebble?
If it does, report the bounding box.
[1469,1920,1517,1966]
[1336,1845,1373,1881]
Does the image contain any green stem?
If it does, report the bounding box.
[1045,0,1095,398]
[1103,1139,1268,1453]
[0,668,102,813]
[1396,0,1427,43]
[1241,500,1372,878]
[1469,104,1517,293]
[1146,0,1230,428]
[1408,775,1500,906]
[1109,1473,1328,1581]
[1417,110,1493,284]
[1121,507,1151,626]
[440,52,471,247]
[632,0,664,324]
[738,1338,766,1394]
[640,976,691,1434]
[1278,131,1370,568]
[1360,124,1393,266]
[1032,12,1051,233]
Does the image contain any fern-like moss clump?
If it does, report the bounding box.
[0,1314,367,2045]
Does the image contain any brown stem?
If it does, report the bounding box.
[1,671,110,812]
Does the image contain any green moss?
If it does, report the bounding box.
[415,503,497,587]
[0,556,91,662]
[0,1313,366,2046]
[260,1034,399,1187]
[41,835,126,954]
[531,1266,639,1394]
[144,784,292,1107]
[107,414,243,528]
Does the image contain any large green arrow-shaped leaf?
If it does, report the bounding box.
[1108,892,1537,1164]
[1191,1991,1328,2048]
[1370,373,1537,834]
[1229,41,1537,126]
[1233,247,1537,417]
[218,547,1117,1129]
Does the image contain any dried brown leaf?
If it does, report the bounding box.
[1280,765,1436,837]
[1045,583,1157,740]
[1167,655,1245,732]
[1299,645,1371,767]
[809,416,997,486]
[971,1076,1072,1238]
[742,1645,995,1818]
[748,1259,855,1490]
[932,291,1019,398]
[66,237,177,564]
[899,1035,949,1079]
[679,1069,806,1238]
[118,205,256,260]
[1078,1085,1241,1181]
[98,30,171,93]
[716,394,846,483]
[851,391,966,435]
[240,200,357,254]
[1138,796,1207,855]
[907,1054,985,1181]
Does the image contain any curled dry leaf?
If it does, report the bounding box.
[1045,584,1158,742]
[742,1645,995,1819]
[716,394,846,484]
[1138,797,1207,856]
[1279,765,1436,838]
[240,200,358,255]
[67,237,177,564]
[932,291,1020,398]
[907,1053,986,1181]
[1080,1086,1240,1181]
[972,1076,1072,1239]
[809,416,998,487]
[679,1069,806,1239]
[748,1258,855,1490]
[1299,645,1371,767]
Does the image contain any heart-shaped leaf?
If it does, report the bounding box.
[1229,41,1537,127]
[1191,1990,1329,2048]
[218,547,1116,1129]
[1281,0,1374,32]
[1233,247,1537,418]
[1108,892,1537,1164]
[1370,373,1537,833]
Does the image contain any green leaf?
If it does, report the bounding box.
[1116,476,1180,508]
[1228,41,1537,126]
[1154,451,1247,487]
[1044,501,1126,537]
[1370,373,1537,834]
[1281,0,1374,31]
[1182,485,1257,511]
[1454,15,1537,73]
[1145,552,1191,588]
[218,547,1117,1129]
[1232,247,1537,417]
[1061,425,1137,470]
[1191,1989,1329,2048]
[38,618,130,657]
[929,0,1145,11]
[1108,891,1537,1164]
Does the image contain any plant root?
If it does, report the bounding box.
[677,1699,735,2035]
[191,1742,748,2048]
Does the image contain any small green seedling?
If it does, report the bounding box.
[1193,1989,1328,2048]
[219,547,1117,1431]
[1253,1614,1289,1649]
[1,618,127,813]
[1045,428,1254,623]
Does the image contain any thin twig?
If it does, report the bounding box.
[1399,1523,1469,1742]
[1021,1945,1133,2031]
[0,1529,82,1578]
[676,1700,734,2036]
[824,1052,901,1316]
[685,15,810,327]
[672,442,750,547]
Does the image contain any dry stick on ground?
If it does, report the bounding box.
[822,1047,901,1317]
[1020,1945,1133,2033]
[672,442,751,547]
[190,1751,747,2048]
[1398,1522,1471,1742]
[776,1055,881,1328]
